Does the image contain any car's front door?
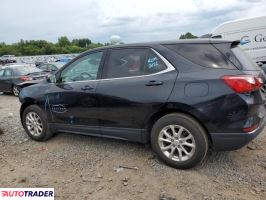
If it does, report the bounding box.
[96,48,178,142]
[45,51,105,134]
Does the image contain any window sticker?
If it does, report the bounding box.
[148,57,159,69]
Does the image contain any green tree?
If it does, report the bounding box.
[72,38,91,48]
[0,37,104,56]
[179,32,198,39]
[58,36,71,47]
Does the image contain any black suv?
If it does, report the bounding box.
[19,39,266,169]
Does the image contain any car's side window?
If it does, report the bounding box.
[60,51,103,82]
[39,65,47,70]
[145,50,167,74]
[103,48,149,79]
[0,69,4,77]
[4,69,12,77]
[49,65,57,71]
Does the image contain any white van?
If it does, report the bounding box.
[212,16,266,63]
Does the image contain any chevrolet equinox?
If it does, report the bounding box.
[19,39,266,169]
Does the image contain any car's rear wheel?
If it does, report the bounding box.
[12,85,19,96]
[22,105,54,141]
[151,113,208,169]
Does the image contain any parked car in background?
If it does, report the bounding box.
[51,62,66,69]
[0,55,16,64]
[35,61,44,67]
[18,63,62,90]
[19,39,266,169]
[37,63,58,73]
[56,56,72,63]
[0,65,48,96]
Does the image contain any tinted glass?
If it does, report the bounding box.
[4,69,12,76]
[231,47,260,71]
[213,43,260,71]
[0,69,4,77]
[145,51,167,74]
[104,48,148,78]
[39,64,48,70]
[49,65,58,71]
[13,66,42,75]
[61,51,103,82]
[212,43,242,69]
[165,43,236,69]
[39,64,57,71]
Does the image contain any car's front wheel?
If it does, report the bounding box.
[151,113,208,169]
[22,105,54,141]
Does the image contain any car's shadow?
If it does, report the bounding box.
[50,131,237,171]
[0,92,14,96]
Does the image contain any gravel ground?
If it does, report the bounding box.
[0,93,265,200]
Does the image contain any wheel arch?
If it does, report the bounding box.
[20,99,38,123]
[145,104,212,145]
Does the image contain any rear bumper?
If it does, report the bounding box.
[210,115,266,151]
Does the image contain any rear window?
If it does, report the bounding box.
[165,43,236,69]
[13,66,42,75]
[231,47,260,71]
[211,43,260,71]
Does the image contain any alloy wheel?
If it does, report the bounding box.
[25,112,43,136]
[158,125,196,162]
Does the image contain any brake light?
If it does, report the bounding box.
[243,124,258,133]
[20,76,32,81]
[222,75,263,93]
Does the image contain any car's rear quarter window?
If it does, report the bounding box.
[165,43,237,69]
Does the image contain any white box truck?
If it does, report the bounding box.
[212,16,266,64]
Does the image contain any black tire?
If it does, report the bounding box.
[151,113,208,169]
[22,105,54,141]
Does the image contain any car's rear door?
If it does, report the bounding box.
[96,47,177,142]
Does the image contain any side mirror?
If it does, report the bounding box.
[46,74,57,83]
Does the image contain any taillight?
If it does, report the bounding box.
[20,76,32,81]
[222,75,263,93]
[243,124,259,133]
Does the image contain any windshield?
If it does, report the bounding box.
[14,66,42,75]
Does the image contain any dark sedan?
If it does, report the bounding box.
[0,65,47,96]
[18,63,60,90]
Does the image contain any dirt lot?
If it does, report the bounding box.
[0,93,265,200]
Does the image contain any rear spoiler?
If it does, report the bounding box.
[209,39,240,48]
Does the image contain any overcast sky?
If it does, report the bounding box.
[0,0,265,44]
